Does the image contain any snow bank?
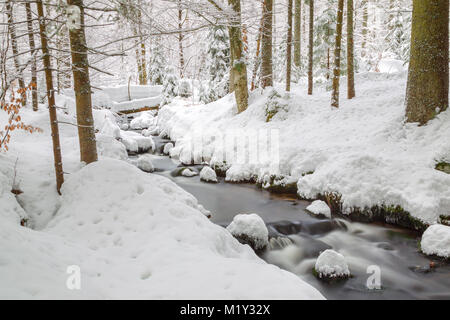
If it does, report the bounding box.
[315,250,350,279]
[421,224,450,259]
[158,72,450,225]
[227,214,269,250]
[306,200,332,219]
[200,166,218,183]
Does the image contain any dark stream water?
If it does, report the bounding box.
[133,134,450,300]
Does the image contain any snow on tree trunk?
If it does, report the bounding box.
[286,0,293,92]
[67,0,98,164]
[36,0,64,194]
[293,0,301,68]
[331,0,344,108]
[346,0,355,99]
[405,0,449,125]
[307,0,314,95]
[261,0,273,88]
[228,0,249,114]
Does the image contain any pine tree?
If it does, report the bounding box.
[161,66,179,106]
[149,38,167,86]
[313,1,336,82]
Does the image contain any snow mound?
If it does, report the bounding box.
[163,142,174,155]
[136,154,155,173]
[130,112,156,130]
[200,166,218,183]
[182,168,198,177]
[315,249,350,280]
[227,214,269,250]
[306,200,332,219]
[120,131,155,153]
[421,224,450,259]
[96,135,128,160]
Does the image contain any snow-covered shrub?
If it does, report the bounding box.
[160,66,179,106]
[264,89,289,122]
[421,224,450,259]
[314,249,350,281]
[306,200,332,219]
[178,79,192,98]
[136,154,154,173]
[149,38,166,86]
[227,214,269,251]
[200,166,218,183]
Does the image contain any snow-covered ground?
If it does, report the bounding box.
[0,104,324,299]
[158,71,450,226]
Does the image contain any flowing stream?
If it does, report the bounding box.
[132,134,450,300]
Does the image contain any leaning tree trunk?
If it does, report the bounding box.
[293,0,301,68]
[307,0,314,95]
[286,0,293,92]
[347,0,355,99]
[228,0,249,113]
[67,0,98,164]
[261,0,273,88]
[25,1,38,111]
[331,0,344,108]
[6,0,26,106]
[405,0,449,125]
[36,0,64,194]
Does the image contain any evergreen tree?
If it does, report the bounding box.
[149,38,167,85]
[161,66,179,106]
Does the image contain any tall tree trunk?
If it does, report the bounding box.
[331,0,344,108]
[67,0,98,164]
[6,0,26,106]
[361,0,368,56]
[251,8,264,91]
[286,0,293,92]
[294,0,301,68]
[228,0,249,113]
[25,1,38,111]
[405,0,449,125]
[261,0,273,88]
[36,0,64,194]
[178,1,185,78]
[347,0,355,99]
[307,0,314,95]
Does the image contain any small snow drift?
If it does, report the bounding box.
[306,200,332,219]
[136,154,155,173]
[421,224,450,259]
[200,166,218,183]
[314,249,350,281]
[227,214,269,251]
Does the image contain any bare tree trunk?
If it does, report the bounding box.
[6,0,26,106]
[294,0,301,68]
[331,0,344,108]
[228,0,249,113]
[347,0,355,99]
[251,9,264,91]
[67,0,98,164]
[25,1,38,111]
[36,0,64,194]
[261,0,273,88]
[405,0,449,125]
[178,1,185,78]
[286,0,293,92]
[361,0,368,57]
[307,0,314,95]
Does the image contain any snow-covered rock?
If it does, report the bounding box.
[120,123,129,131]
[136,154,155,173]
[120,131,155,153]
[306,200,332,219]
[130,112,155,130]
[163,142,174,155]
[227,214,269,251]
[181,168,198,177]
[421,224,450,259]
[315,249,350,280]
[225,164,255,183]
[200,166,218,183]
